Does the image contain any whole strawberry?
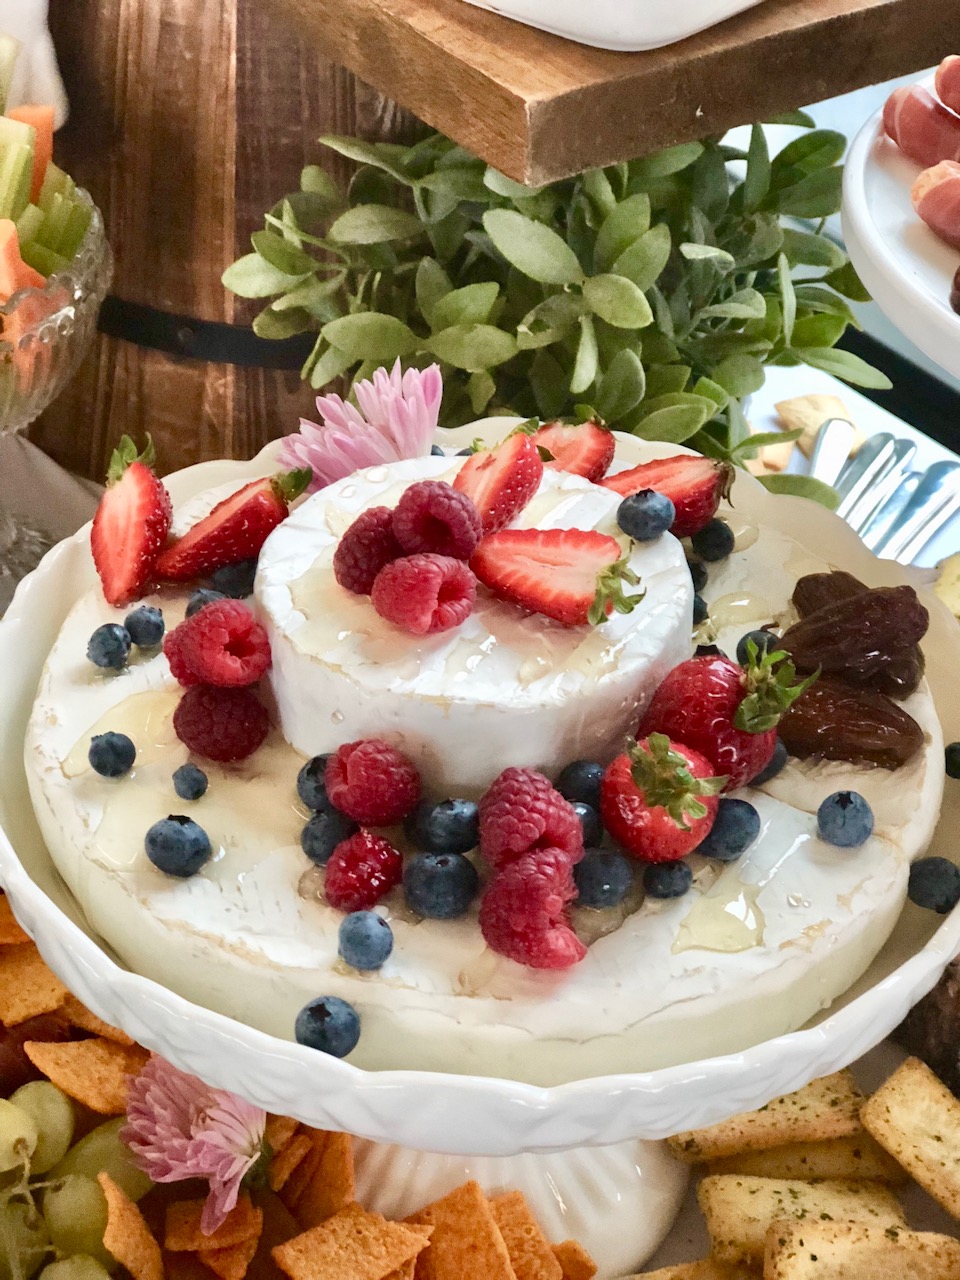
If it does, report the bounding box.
[91,436,172,607]
[638,646,816,790]
[601,735,725,862]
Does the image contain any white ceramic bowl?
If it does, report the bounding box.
[2,427,960,1157]
[843,79,960,382]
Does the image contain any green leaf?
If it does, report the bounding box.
[645,364,692,399]
[758,474,840,509]
[415,257,453,321]
[467,369,497,414]
[823,261,872,302]
[328,204,424,244]
[483,167,544,199]
[732,427,804,457]
[321,312,419,361]
[583,169,617,220]
[529,348,570,419]
[699,289,767,320]
[253,304,312,340]
[711,353,766,398]
[792,285,859,327]
[300,165,339,200]
[516,293,584,350]
[319,135,413,183]
[582,274,653,329]
[633,401,713,444]
[430,282,500,330]
[593,194,651,273]
[773,130,846,175]
[418,168,489,202]
[691,145,731,221]
[774,167,843,218]
[780,228,846,269]
[570,315,599,395]
[250,230,318,277]
[764,109,816,128]
[271,272,346,311]
[630,143,704,183]
[743,125,771,213]
[692,376,729,410]
[679,243,736,269]
[797,345,892,389]
[427,323,518,371]
[611,223,671,291]
[309,343,354,390]
[789,312,847,349]
[222,253,308,298]
[482,209,584,285]
[778,253,796,346]
[595,347,646,422]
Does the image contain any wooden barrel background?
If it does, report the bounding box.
[28,0,417,481]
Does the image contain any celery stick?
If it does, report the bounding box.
[0,35,21,116]
[37,163,71,213]
[20,240,69,277]
[0,116,35,152]
[57,202,92,259]
[38,193,71,251]
[0,144,32,221]
[15,203,43,248]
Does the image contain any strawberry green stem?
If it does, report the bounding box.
[734,640,819,734]
[629,733,727,831]
[106,434,156,486]
[588,553,645,625]
[272,468,313,503]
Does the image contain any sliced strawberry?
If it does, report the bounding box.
[156,469,311,582]
[453,434,543,535]
[534,419,615,483]
[471,528,644,627]
[90,437,172,607]
[601,455,734,539]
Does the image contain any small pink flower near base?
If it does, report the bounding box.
[279,360,442,492]
[122,1055,267,1235]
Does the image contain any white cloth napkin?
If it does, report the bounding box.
[1,0,68,126]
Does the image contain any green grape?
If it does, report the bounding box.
[0,1199,51,1280]
[0,1099,38,1173]
[48,1120,151,1202]
[41,1177,114,1272]
[10,1083,74,1175]
[38,1258,112,1280]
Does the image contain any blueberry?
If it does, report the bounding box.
[616,490,675,542]
[124,606,165,649]
[209,559,258,599]
[693,594,709,625]
[687,558,708,594]
[643,861,693,899]
[946,742,960,779]
[405,799,479,854]
[750,738,788,785]
[297,755,332,811]
[89,732,136,778]
[574,851,633,908]
[430,444,446,457]
[691,518,735,563]
[571,801,602,847]
[186,588,226,618]
[556,760,604,810]
[403,853,479,919]
[173,763,208,801]
[300,810,359,865]
[817,791,874,848]
[455,447,474,456]
[295,996,361,1057]
[338,911,394,970]
[696,798,760,862]
[695,644,725,659]
[736,629,779,665]
[908,857,960,914]
[145,815,212,877]
[87,624,131,670]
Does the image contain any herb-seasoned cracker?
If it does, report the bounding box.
[490,1191,561,1280]
[0,943,67,1024]
[165,1194,263,1252]
[0,895,30,946]
[199,1231,261,1280]
[23,1036,148,1113]
[763,1218,960,1279]
[269,1132,313,1192]
[668,1071,864,1163]
[626,1262,757,1279]
[697,1175,906,1265]
[273,1202,431,1280]
[407,1181,516,1280]
[288,1129,355,1228]
[706,1131,905,1183]
[551,1239,597,1280]
[61,993,135,1046]
[98,1171,164,1280]
[861,1055,960,1220]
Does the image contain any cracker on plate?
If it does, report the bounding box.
[551,1239,597,1280]
[0,942,68,1024]
[23,1036,149,1113]
[273,1202,431,1280]
[165,1193,263,1253]
[490,1189,562,1280]
[406,1180,517,1280]
[98,1171,164,1280]
[706,1131,905,1183]
[762,1218,960,1279]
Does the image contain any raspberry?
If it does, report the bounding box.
[479,767,583,870]
[334,507,402,595]
[173,685,270,762]
[166,600,271,688]
[392,480,482,560]
[479,849,586,969]
[325,738,421,825]
[325,831,403,912]
[371,554,476,636]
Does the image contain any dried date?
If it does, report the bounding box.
[792,571,867,617]
[780,585,929,680]
[779,675,924,769]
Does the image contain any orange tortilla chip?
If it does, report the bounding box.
[384,1263,417,1280]
[23,1037,148,1113]
[199,1230,262,1280]
[269,1133,313,1192]
[551,1241,597,1280]
[166,1194,263,1253]
[273,1202,431,1280]
[61,993,135,1046]
[0,895,30,946]
[98,1171,164,1280]
[490,1191,561,1280]
[0,942,67,1024]
[265,1114,299,1153]
[291,1130,355,1229]
[407,1181,517,1280]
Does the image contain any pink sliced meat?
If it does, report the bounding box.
[936,54,960,115]
[884,85,960,167]
[912,160,960,250]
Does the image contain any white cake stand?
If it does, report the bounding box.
[3,428,960,1275]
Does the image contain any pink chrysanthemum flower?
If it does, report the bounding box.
[122,1056,267,1235]
[279,360,442,492]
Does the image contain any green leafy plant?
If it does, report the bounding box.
[224,121,888,496]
